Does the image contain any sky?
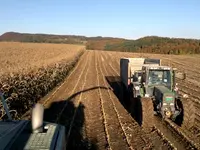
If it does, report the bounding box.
[0,0,200,39]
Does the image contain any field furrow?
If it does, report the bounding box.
[97,52,130,150]
[101,51,196,149]
[81,51,109,149]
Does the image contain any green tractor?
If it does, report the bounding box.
[138,65,185,119]
[120,58,186,120]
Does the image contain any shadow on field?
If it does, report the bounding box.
[175,99,184,126]
[105,76,143,126]
[44,100,92,150]
[44,86,111,150]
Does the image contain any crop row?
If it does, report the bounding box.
[0,50,84,119]
[101,51,199,149]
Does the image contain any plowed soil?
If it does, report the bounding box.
[25,50,200,149]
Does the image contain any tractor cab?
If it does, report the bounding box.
[141,65,173,97]
[140,65,186,118]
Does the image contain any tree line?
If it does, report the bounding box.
[1,32,200,54]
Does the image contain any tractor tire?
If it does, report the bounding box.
[182,98,195,130]
[142,98,154,130]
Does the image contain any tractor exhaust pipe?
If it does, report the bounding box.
[32,103,44,133]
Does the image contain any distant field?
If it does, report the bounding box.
[0,42,85,76]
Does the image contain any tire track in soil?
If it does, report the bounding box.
[21,51,88,119]
[100,52,154,149]
[42,51,90,123]
[100,52,133,149]
[97,52,131,150]
[54,51,90,123]
[100,51,175,149]
[102,51,196,150]
[58,51,91,149]
[42,51,91,149]
[80,50,109,150]
[178,84,200,135]
[46,51,89,103]
[96,52,113,150]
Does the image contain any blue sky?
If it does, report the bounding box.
[0,0,200,39]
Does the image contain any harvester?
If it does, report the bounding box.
[120,58,186,120]
[0,92,66,150]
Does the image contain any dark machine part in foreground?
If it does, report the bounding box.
[0,92,66,150]
[120,58,186,120]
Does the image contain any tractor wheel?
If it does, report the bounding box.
[182,98,195,130]
[142,98,154,130]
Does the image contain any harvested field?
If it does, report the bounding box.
[1,46,200,149]
[101,51,200,149]
[21,50,199,149]
[35,51,154,150]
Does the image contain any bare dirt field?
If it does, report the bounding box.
[100,51,200,149]
[25,50,200,149]
[1,45,200,149]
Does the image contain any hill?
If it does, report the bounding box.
[0,32,87,44]
[1,32,200,54]
[104,36,200,54]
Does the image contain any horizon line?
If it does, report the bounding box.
[1,31,200,41]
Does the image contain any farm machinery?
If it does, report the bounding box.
[0,92,66,150]
[120,58,186,120]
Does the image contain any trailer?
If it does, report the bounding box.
[120,58,161,89]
